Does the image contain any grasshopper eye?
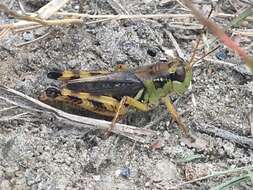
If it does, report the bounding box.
[174,66,185,82]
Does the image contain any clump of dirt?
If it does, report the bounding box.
[0,0,253,189]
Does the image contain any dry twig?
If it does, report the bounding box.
[192,121,253,149]
[36,0,70,19]
[55,12,253,21]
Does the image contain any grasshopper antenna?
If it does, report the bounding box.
[191,45,220,67]
[189,36,220,68]
[188,36,201,68]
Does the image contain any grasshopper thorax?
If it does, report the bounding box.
[140,59,193,104]
[148,59,192,95]
[152,63,186,83]
[165,59,192,95]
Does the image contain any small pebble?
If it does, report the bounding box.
[118,167,131,178]
[74,5,80,10]
[215,49,228,61]
[147,48,157,57]
[93,175,101,181]
[22,31,33,41]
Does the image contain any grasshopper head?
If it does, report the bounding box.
[170,40,219,95]
[166,59,192,95]
[168,36,202,95]
[160,28,219,96]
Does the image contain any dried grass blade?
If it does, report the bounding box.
[230,8,253,27]
[37,0,71,19]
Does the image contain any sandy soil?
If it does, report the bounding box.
[0,0,253,189]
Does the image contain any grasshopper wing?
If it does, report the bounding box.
[65,71,144,99]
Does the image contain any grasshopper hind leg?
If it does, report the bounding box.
[44,87,82,105]
[45,86,62,98]
[60,89,128,118]
[38,86,63,101]
[39,86,84,109]
[39,87,115,120]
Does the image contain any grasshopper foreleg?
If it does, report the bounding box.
[162,96,195,142]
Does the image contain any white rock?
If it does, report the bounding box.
[153,160,178,182]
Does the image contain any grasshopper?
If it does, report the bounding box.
[39,44,210,141]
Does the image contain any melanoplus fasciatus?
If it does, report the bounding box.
[39,45,210,141]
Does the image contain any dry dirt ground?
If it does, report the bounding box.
[0,0,253,189]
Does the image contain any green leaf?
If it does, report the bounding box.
[176,154,204,163]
